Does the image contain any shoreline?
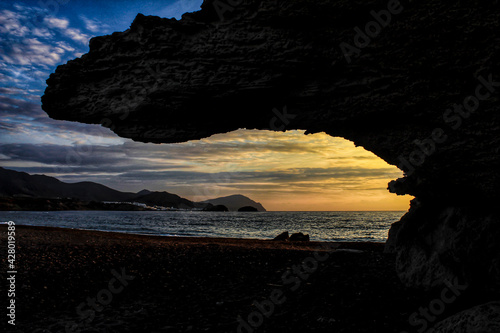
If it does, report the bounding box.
[0,210,402,244]
[1,224,386,252]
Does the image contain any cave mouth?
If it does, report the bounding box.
[176,128,412,212]
[152,128,413,242]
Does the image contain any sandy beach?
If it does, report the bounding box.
[0,225,487,332]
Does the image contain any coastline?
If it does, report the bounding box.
[1,224,386,251]
[0,210,404,243]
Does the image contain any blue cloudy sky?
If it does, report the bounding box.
[0,0,411,211]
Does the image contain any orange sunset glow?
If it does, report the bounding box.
[159,129,413,211]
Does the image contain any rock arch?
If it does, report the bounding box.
[42,0,500,291]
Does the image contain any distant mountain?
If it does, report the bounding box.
[133,191,194,209]
[201,194,266,212]
[136,189,152,196]
[0,167,195,209]
[0,167,266,211]
[0,167,136,202]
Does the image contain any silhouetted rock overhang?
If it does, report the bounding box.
[42,0,500,291]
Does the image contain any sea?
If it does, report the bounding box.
[0,211,405,242]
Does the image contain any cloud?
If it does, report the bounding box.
[0,131,400,189]
[80,15,110,33]
[12,3,47,14]
[44,16,69,29]
[0,143,129,167]
[0,87,25,95]
[0,10,29,37]
[156,0,203,19]
[0,95,45,117]
[42,16,90,45]
[32,27,52,38]
[56,41,75,52]
[115,168,395,185]
[0,37,67,67]
[0,95,121,145]
[64,27,90,44]
[0,122,17,132]
[0,143,193,176]
[0,3,91,98]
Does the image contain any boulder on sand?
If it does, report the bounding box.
[290,232,310,242]
[273,231,289,241]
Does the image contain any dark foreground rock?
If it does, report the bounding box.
[431,301,500,333]
[386,199,500,293]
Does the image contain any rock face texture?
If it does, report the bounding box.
[386,200,500,290]
[42,0,500,290]
[431,301,500,333]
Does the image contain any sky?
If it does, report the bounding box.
[0,0,412,211]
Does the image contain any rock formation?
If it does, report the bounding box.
[42,0,500,291]
[237,205,259,212]
[273,231,289,241]
[203,204,229,211]
[289,232,310,242]
[431,301,500,333]
[201,194,266,211]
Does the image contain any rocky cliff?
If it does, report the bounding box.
[42,0,500,292]
[201,194,266,211]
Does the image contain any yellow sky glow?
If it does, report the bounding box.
[172,129,412,211]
